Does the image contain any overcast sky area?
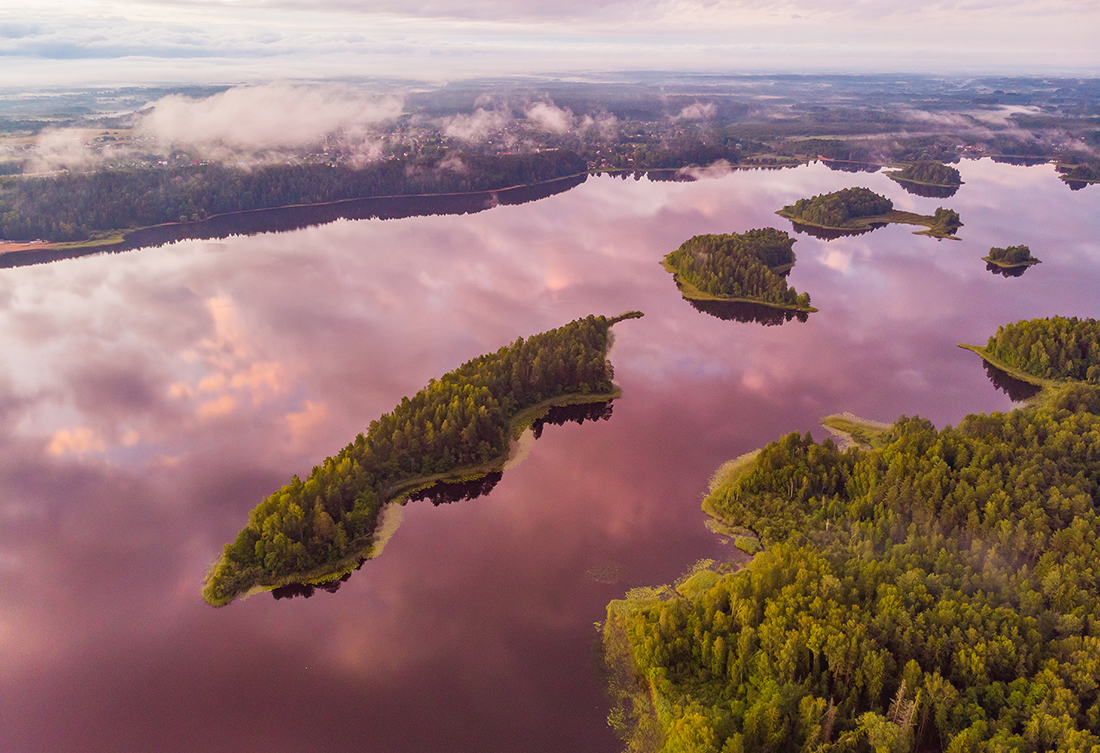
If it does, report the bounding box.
[1,0,1097,88]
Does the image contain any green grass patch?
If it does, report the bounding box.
[820,413,892,449]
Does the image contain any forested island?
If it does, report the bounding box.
[0,150,588,245]
[959,316,1100,391]
[662,228,815,313]
[605,317,1100,751]
[777,187,963,239]
[983,245,1041,270]
[887,160,963,188]
[605,372,1100,751]
[203,312,642,606]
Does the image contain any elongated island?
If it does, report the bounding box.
[777,186,963,239]
[203,311,643,606]
[662,227,816,314]
[605,321,1100,750]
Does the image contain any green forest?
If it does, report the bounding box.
[605,320,1100,752]
[888,161,963,187]
[203,312,641,606]
[663,228,813,311]
[982,316,1100,384]
[778,187,894,228]
[0,150,587,242]
[985,245,1040,268]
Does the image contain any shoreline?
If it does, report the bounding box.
[776,207,961,240]
[661,257,818,313]
[204,386,623,606]
[982,255,1041,269]
[956,343,1052,391]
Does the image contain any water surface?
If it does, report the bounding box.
[1,159,1098,753]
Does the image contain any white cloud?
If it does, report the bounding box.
[443,107,511,142]
[675,102,716,121]
[525,102,574,134]
[137,83,404,152]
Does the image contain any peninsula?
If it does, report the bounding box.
[662,228,816,313]
[203,311,643,606]
[777,186,963,239]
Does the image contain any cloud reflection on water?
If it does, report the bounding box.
[0,159,1098,752]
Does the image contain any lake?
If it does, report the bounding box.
[1,160,1098,752]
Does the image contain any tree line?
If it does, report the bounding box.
[780,187,894,228]
[609,379,1100,751]
[891,161,962,186]
[0,149,588,242]
[985,316,1100,384]
[664,228,812,310]
[986,245,1038,266]
[203,312,640,606]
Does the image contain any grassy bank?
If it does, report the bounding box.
[819,412,892,449]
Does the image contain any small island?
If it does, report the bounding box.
[885,160,963,197]
[777,186,963,239]
[959,315,1100,396]
[983,244,1041,270]
[203,311,643,606]
[662,227,816,314]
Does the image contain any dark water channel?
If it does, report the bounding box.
[0,160,1097,752]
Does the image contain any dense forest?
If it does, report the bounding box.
[0,150,587,242]
[606,377,1100,752]
[888,161,963,187]
[778,187,894,228]
[203,312,641,606]
[983,316,1100,384]
[927,207,963,237]
[985,245,1039,267]
[663,229,812,310]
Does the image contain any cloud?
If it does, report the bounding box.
[443,107,511,142]
[136,83,404,153]
[674,101,716,121]
[47,426,106,456]
[525,102,574,135]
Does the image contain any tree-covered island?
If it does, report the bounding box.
[662,228,816,313]
[959,316,1100,394]
[203,311,643,606]
[886,160,963,188]
[983,245,1041,270]
[776,186,963,239]
[605,354,1100,751]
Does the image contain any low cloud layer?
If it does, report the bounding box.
[137,83,404,152]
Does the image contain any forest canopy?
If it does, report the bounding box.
[982,316,1100,384]
[203,312,641,606]
[985,245,1040,268]
[888,161,963,187]
[663,228,813,311]
[605,318,1100,752]
[778,187,893,228]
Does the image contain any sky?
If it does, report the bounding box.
[1,0,1098,87]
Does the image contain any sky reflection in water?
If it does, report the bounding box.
[1,160,1098,752]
